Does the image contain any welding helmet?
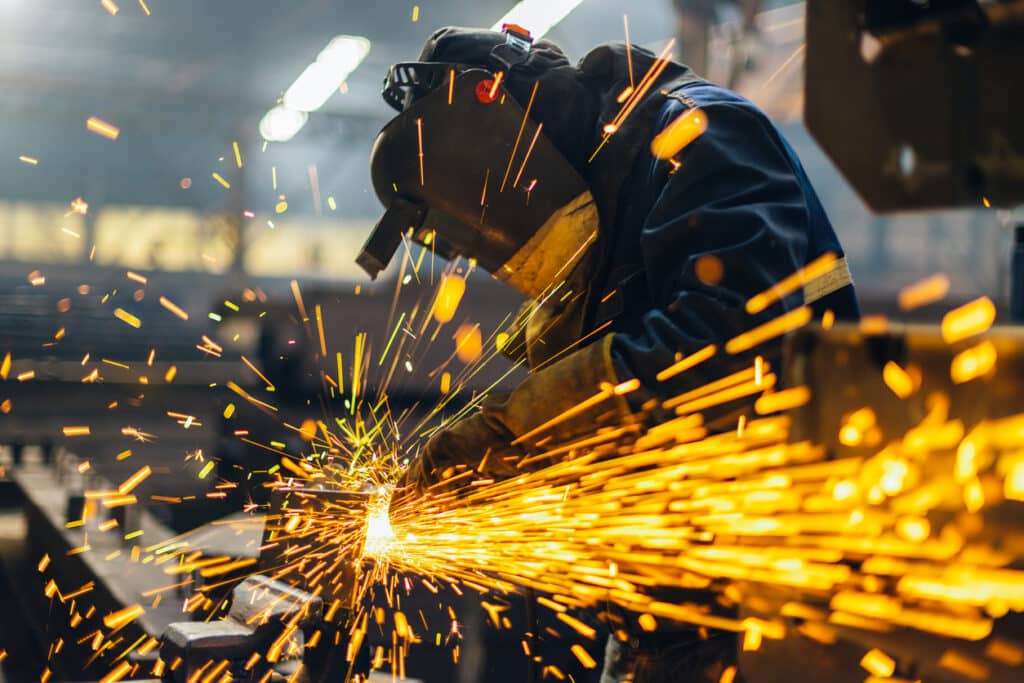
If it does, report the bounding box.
[357,26,600,299]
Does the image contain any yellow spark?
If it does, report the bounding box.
[232,141,243,168]
[950,340,997,384]
[590,40,675,162]
[833,480,858,501]
[411,5,419,21]
[637,614,657,632]
[158,296,188,320]
[938,650,989,680]
[103,604,144,630]
[197,461,215,480]
[315,304,327,357]
[512,122,543,189]
[416,117,425,186]
[454,323,483,363]
[650,107,707,159]
[0,353,9,379]
[742,625,763,651]
[290,279,307,319]
[199,557,257,578]
[433,275,466,323]
[941,297,996,343]
[882,361,915,399]
[964,477,985,512]
[556,613,597,639]
[570,644,597,669]
[164,365,177,382]
[746,253,838,315]
[898,274,950,310]
[62,426,91,437]
[440,372,451,394]
[138,0,151,16]
[102,494,136,508]
[1004,461,1024,502]
[241,355,276,391]
[86,116,120,140]
[100,0,119,16]
[38,554,50,572]
[113,308,141,328]
[117,466,151,494]
[726,307,812,355]
[896,516,930,543]
[656,344,717,382]
[985,638,1024,666]
[860,648,896,677]
[754,386,811,415]
[17,370,35,382]
[211,172,231,189]
[19,155,38,165]
[378,312,406,366]
[96,659,131,679]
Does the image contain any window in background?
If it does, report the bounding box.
[0,202,85,263]
[94,206,234,274]
[245,217,373,281]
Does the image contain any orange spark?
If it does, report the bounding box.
[86,116,120,140]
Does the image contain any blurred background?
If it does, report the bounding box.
[0,0,1016,311]
[0,1,1020,681]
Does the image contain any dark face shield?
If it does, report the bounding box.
[382,62,466,112]
[357,68,599,298]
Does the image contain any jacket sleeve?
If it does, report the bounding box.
[610,97,814,407]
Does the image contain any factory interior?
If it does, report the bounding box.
[0,0,1022,681]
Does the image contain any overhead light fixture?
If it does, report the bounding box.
[284,35,372,112]
[259,105,309,143]
[260,35,370,143]
[491,0,587,39]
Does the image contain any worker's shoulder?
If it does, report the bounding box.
[659,80,769,121]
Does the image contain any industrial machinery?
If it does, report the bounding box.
[805,0,1024,212]
[742,324,1024,683]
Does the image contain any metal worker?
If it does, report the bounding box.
[359,25,859,682]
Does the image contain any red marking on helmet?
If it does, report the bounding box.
[475,79,499,103]
[502,23,531,38]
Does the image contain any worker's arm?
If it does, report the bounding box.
[399,335,626,491]
[611,95,816,407]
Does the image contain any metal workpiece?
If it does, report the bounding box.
[156,488,374,682]
[159,575,323,683]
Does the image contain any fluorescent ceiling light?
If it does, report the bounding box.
[491,0,586,39]
[259,105,308,143]
[283,35,371,112]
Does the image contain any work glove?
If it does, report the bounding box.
[397,334,632,496]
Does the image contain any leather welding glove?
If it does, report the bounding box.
[399,333,632,494]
